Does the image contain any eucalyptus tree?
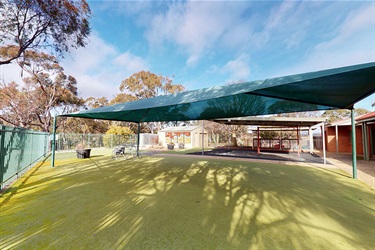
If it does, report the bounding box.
[111,71,185,133]
[0,0,91,65]
[0,51,82,132]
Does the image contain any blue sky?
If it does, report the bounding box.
[1,0,375,110]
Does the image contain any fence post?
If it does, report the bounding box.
[137,123,141,156]
[30,130,34,169]
[0,126,4,189]
[51,116,57,168]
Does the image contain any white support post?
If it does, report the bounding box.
[202,120,204,155]
[297,126,300,156]
[335,125,339,155]
[309,127,313,154]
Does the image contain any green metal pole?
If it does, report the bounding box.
[351,109,357,179]
[51,116,57,167]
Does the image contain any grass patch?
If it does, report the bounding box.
[1,153,374,249]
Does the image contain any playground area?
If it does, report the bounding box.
[1,149,374,249]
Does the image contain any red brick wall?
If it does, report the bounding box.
[356,126,364,155]
[325,125,363,155]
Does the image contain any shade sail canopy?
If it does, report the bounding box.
[61,62,375,123]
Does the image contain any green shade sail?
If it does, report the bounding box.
[61,62,375,123]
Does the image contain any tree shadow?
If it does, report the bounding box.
[1,155,374,249]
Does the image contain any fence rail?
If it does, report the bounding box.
[0,126,49,190]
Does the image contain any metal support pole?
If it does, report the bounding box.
[137,123,141,157]
[297,126,300,156]
[351,109,357,179]
[362,122,369,161]
[228,119,231,150]
[322,123,326,164]
[202,120,204,155]
[309,127,313,154]
[51,116,57,167]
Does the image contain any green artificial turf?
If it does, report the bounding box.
[1,151,374,249]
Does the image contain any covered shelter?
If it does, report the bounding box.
[326,111,375,161]
[54,62,375,178]
[158,126,208,149]
[212,117,326,158]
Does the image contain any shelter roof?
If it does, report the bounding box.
[212,116,326,127]
[159,126,201,132]
[356,111,375,123]
[327,111,375,127]
[61,62,375,123]
[329,118,352,127]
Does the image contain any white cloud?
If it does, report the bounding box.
[145,1,246,66]
[274,3,375,76]
[61,33,148,100]
[113,52,148,73]
[0,63,25,84]
[208,54,250,82]
[64,33,117,73]
[221,55,251,81]
[0,32,149,100]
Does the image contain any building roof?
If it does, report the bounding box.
[159,126,201,132]
[328,111,375,126]
[356,111,375,123]
[212,116,326,128]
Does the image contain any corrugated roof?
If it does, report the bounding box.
[356,111,375,122]
[328,111,375,126]
[213,116,326,127]
[159,126,201,132]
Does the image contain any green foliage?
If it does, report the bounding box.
[117,71,185,101]
[260,131,278,139]
[0,51,83,132]
[112,71,185,133]
[323,108,369,123]
[103,125,134,148]
[0,0,91,65]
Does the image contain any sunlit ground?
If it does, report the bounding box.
[1,149,374,249]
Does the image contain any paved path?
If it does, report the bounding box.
[155,150,374,190]
[319,152,374,189]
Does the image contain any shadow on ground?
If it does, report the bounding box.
[1,153,374,249]
[189,149,329,164]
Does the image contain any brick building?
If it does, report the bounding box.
[325,111,375,160]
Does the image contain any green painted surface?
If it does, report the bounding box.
[1,152,374,249]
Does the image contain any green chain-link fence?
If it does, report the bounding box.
[1,129,144,190]
[54,133,137,151]
[0,126,49,190]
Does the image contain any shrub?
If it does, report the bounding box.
[103,125,134,148]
